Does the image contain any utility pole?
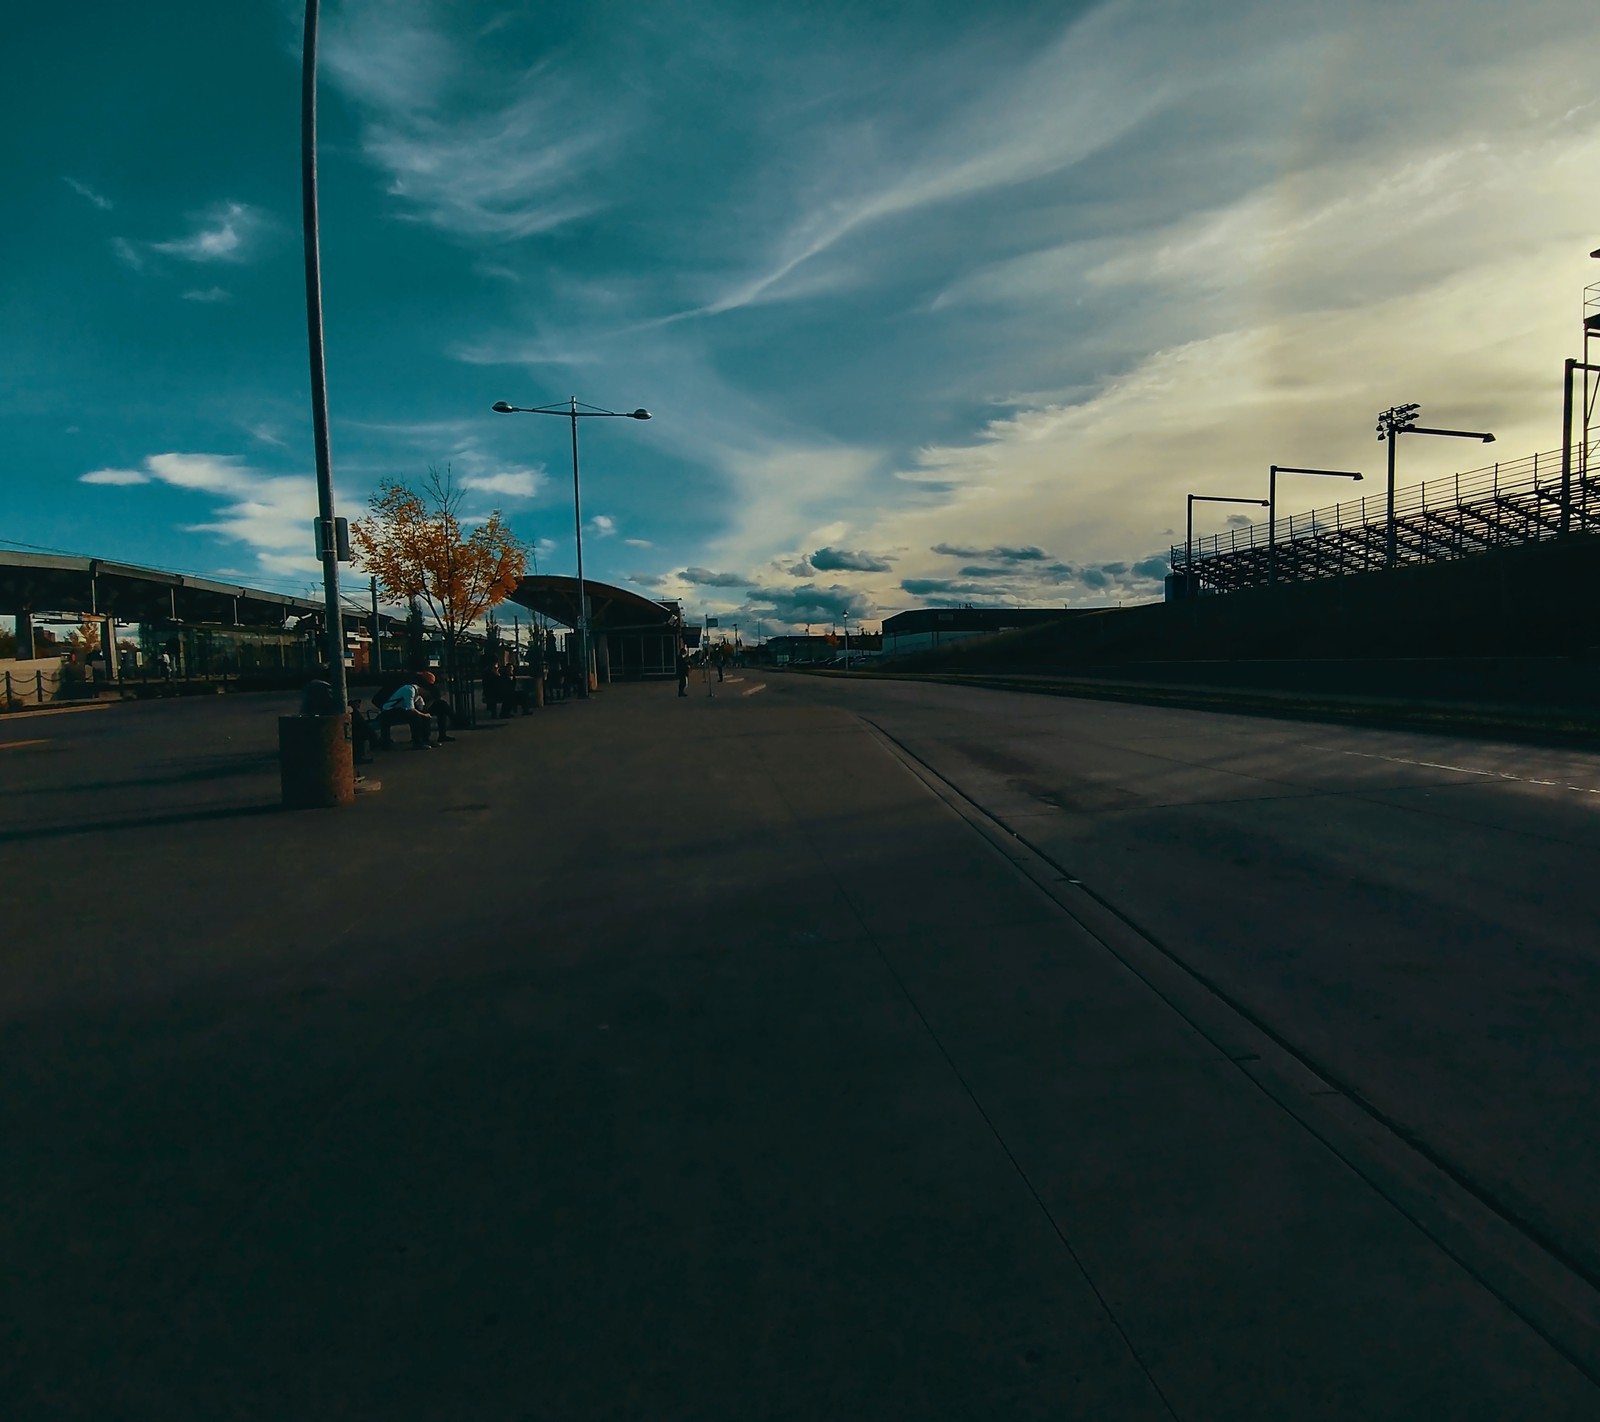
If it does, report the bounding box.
[369,575,381,673]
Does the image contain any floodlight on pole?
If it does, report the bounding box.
[1184,494,1268,596]
[491,398,652,697]
[1268,465,1363,585]
[1376,404,1495,566]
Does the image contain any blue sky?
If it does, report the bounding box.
[5,0,1597,631]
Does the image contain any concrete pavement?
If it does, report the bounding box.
[2,678,1597,1417]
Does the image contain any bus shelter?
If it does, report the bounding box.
[508,576,683,682]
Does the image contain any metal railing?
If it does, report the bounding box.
[1172,440,1600,593]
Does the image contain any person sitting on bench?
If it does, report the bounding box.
[416,670,457,743]
[376,675,434,750]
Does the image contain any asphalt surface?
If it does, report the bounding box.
[3,673,1599,1418]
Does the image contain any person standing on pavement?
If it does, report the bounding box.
[676,640,689,697]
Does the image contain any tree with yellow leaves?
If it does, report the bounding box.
[351,466,528,669]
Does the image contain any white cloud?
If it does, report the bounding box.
[80,453,322,574]
[461,469,539,498]
[81,468,150,486]
[150,202,266,264]
[624,537,653,548]
[64,177,112,210]
[182,287,231,303]
[323,5,618,242]
[589,514,617,536]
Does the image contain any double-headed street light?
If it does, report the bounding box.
[492,398,651,697]
[1184,494,1268,595]
[1376,404,1494,567]
[1269,465,1363,584]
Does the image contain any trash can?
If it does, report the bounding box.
[278,713,355,809]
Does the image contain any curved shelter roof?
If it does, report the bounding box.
[508,575,680,633]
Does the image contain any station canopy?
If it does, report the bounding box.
[0,550,321,626]
[508,575,680,633]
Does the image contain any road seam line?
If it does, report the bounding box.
[859,714,1600,1391]
[750,730,1182,1420]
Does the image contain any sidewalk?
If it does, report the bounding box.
[2,683,1594,1418]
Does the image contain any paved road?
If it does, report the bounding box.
[2,678,1598,1418]
[776,674,1600,1293]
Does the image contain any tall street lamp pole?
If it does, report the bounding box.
[300,0,348,712]
[1269,465,1363,584]
[1185,494,1268,595]
[1376,405,1494,567]
[492,398,651,698]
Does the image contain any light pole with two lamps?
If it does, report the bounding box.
[492,398,651,696]
[1184,494,1268,595]
[1376,405,1494,567]
[1269,465,1363,584]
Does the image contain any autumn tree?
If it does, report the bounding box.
[351,466,529,670]
[70,617,101,655]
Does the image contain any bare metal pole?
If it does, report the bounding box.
[570,396,590,698]
[301,0,347,712]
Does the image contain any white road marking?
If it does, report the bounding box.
[1309,745,1600,796]
[741,683,768,697]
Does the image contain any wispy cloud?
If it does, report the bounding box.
[323,5,619,242]
[588,514,617,536]
[64,177,112,210]
[182,286,231,303]
[150,202,267,263]
[110,237,144,271]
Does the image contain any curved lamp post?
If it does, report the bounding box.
[491,398,651,696]
[1185,494,1268,595]
[1269,465,1363,584]
[1376,405,1493,567]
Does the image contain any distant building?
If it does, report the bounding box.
[881,606,1093,658]
[760,632,878,665]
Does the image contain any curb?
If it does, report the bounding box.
[788,667,1600,743]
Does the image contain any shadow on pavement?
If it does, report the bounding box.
[0,802,284,843]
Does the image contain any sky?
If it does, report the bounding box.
[4,0,1598,633]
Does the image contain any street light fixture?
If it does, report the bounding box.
[1184,494,1268,596]
[492,397,652,697]
[1376,404,1494,567]
[1269,465,1363,585]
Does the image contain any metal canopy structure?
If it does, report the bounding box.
[0,551,322,626]
[508,575,679,633]
[508,575,682,681]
